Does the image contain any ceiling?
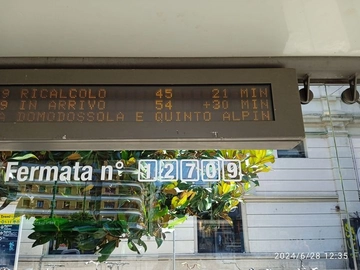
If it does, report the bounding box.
[1,0,360,58]
[1,0,360,81]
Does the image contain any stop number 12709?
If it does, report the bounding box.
[138,159,242,182]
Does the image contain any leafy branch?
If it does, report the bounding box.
[0,149,275,262]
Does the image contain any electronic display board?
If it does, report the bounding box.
[1,85,273,123]
[0,69,304,150]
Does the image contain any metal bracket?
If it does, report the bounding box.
[341,75,359,104]
[299,74,313,104]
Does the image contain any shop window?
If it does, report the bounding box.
[89,188,98,196]
[63,201,71,209]
[25,184,33,192]
[76,202,83,209]
[64,187,72,195]
[104,202,115,209]
[197,206,244,253]
[277,141,306,158]
[36,200,44,208]
[104,187,116,194]
[38,185,46,193]
[89,201,100,210]
[22,199,30,207]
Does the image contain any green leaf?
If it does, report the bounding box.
[121,151,129,160]
[251,179,260,186]
[32,235,53,247]
[133,238,147,252]
[28,231,53,240]
[117,213,127,221]
[197,197,212,212]
[93,230,107,239]
[177,181,191,190]
[73,225,99,233]
[28,231,43,240]
[221,193,232,201]
[33,225,57,233]
[34,217,67,226]
[151,206,168,220]
[10,153,38,161]
[76,236,99,250]
[103,220,128,236]
[98,240,117,262]
[48,151,55,162]
[128,214,140,223]
[155,237,163,248]
[127,240,140,254]
[212,201,225,216]
[167,216,187,229]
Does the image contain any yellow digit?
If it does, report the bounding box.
[222,100,229,109]
[155,100,163,110]
[223,89,228,98]
[212,88,220,98]
[156,89,163,98]
[0,100,8,110]
[213,100,220,109]
[165,101,172,110]
[2,89,10,98]
[165,89,173,99]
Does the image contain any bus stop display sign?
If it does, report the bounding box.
[0,69,304,150]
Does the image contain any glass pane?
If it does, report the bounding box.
[1,83,359,269]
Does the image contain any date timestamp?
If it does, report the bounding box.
[275,252,348,260]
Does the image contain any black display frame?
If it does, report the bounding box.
[0,68,304,150]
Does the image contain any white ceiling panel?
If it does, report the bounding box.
[0,0,360,57]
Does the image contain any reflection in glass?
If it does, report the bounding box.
[0,150,272,266]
